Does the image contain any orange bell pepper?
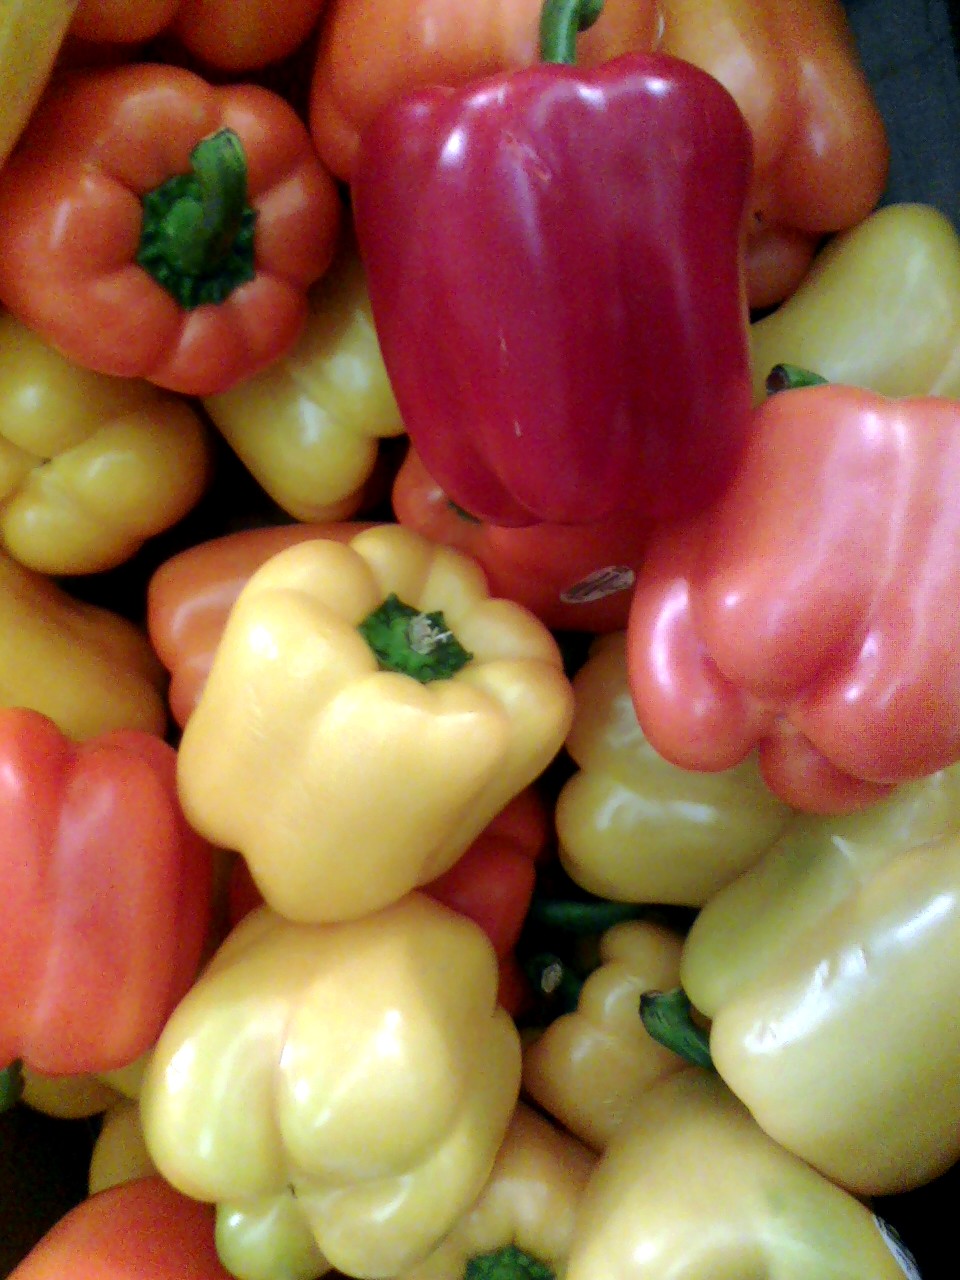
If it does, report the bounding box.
[147,522,378,726]
[310,0,887,307]
[69,0,328,72]
[392,446,652,634]
[0,63,342,396]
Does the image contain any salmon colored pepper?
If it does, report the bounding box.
[0,311,211,575]
[140,895,522,1279]
[557,633,794,906]
[147,522,376,727]
[176,525,573,923]
[626,383,960,812]
[312,0,887,307]
[0,549,167,739]
[202,236,405,522]
[0,708,213,1083]
[0,64,341,396]
[392,447,653,633]
[69,0,327,71]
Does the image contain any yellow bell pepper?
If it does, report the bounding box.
[566,1069,916,1280]
[176,525,574,923]
[203,236,405,523]
[522,920,686,1151]
[216,1189,331,1280]
[20,1067,122,1120]
[0,0,76,170]
[0,548,167,738]
[140,895,522,1280]
[0,312,212,575]
[749,203,960,402]
[88,1097,157,1196]
[556,633,793,905]
[394,1102,596,1280]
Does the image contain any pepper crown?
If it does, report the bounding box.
[358,593,473,682]
[465,1244,556,1280]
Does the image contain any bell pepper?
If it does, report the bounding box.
[0,549,167,739]
[0,311,211,575]
[140,894,522,1279]
[176,524,574,923]
[147,522,376,727]
[352,0,755,528]
[393,1102,596,1280]
[651,766,960,1196]
[312,0,887,308]
[750,202,960,403]
[0,707,213,1083]
[0,0,77,169]
[392,446,653,633]
[0,63,341,397]
[202,236,405,523]
[88,1097,156,1196]
[7,1176,233,1280]
[20,1068,122,1120]
[626,382,960,813]
[565,1069,918,1280]
[69,0,327,72]
[522,920,686,1151]
[556,633,793,905]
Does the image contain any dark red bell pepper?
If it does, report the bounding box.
[352,0,755,526]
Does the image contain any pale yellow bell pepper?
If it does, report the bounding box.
[522,920,686,1151]
[394,1102,596,1280]
[216,1189,331,1280]
[556,633,793,905]
[566,1069,915,1280]
[176,525,574,923]
[203,236,405,522]
[0,548,167,738]
[20,1067,122,1120]
[0,312,212,574]
[88,1097,157,1196]
[750,203,960,403]
[0,0,76,170]
[140,895,522,1280]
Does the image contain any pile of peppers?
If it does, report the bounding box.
[0,0,956,1278]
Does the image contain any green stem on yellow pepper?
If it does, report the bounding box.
[765,363,829,394]
[0,1059,23,1113]
[639,987,714,1070]
[358,593,473,682]
[539,0,604,65]
[465,1243,555,1280]
[524,952,584,1014]
[528,896,648,933]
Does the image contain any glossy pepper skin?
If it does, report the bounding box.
[176,525,573,923]
[0,0,76,169]
[140,895,522,1280]
[749,202,960,403]
[0,64,341,396]
[393,446,652,633]
[0,707,213,1079]
[203,237,405,523]
[565,1069,914,1280]
[674,766,960,1195]
[0,549,167,739]
[0,312,211,575]
[557,633,793,906]
[394,1102,596,1280]
[353,30,755,527]
[522,920,686,1151]
[626,384,960,813]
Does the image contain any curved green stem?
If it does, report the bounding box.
[528,896,647,934]
[465,1244,555,1280]
[358,593,473,682]
[639,987,714,1070]
[137,128,257,309]
[765,363,829,395]
[0,1060,23,1113]
[523,952,583,1014]
[539,0,605,64]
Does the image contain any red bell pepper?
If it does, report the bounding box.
[352,0,754,527]
[8,1177,230,1280]
[392,445,652,632]
[0,64,342,396]
[0,708,213,1083]
[625,383,960,813]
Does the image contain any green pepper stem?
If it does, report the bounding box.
[0,1060,23,1113]
[523,952,584,1013]
[528,896,648,934]
[465,1243,555,1280]
[765,363,829,394]
[136,128,257,310]
[358,593,473,683]
[539,0,604,64]
[639,987,714,1070]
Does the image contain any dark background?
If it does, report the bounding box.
[1,0,959,1275]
